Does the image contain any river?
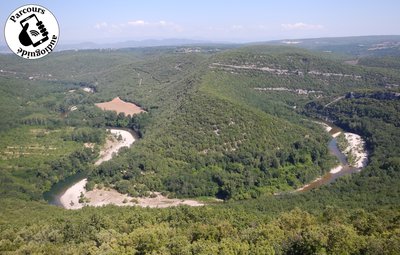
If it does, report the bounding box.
[43,171,87,206]
[43,128,136,207]
[45,122,367,204]
[296,121,366,192]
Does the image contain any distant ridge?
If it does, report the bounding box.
[0,38,235,53]
[55,38,236,51]
[248,35,400,45]
[249,35,400,57]
[1,35,399,54]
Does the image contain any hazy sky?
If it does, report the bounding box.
[2,0,400,44]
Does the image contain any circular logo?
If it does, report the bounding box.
[4,4,59,60]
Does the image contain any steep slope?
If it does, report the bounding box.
[88,47,340,199]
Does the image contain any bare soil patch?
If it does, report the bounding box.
[62,179,204,210]
[84,189,204,208]
[95,97,145,116]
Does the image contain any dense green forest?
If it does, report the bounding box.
[1,38,400,254]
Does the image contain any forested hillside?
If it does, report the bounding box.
[0,40,399,254]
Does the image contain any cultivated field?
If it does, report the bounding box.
[95,97,145,116]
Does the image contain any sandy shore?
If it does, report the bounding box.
[61,179,204,210]
[95,129,135,165]
[59,179,87,209]
[329,165,343,174]
[296,165,343,192]
[315,121,368,169]
[60,128,203,209]
[84,189,203,208]
[316,122,332,133]
[295,122,368,192]
[60,129,135,209]
[343,132,368,168]
[296,177,322,192]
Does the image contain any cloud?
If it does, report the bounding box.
[231,25,244,30]
[281,22,323,30]
[127,20,147,26]
[94,22,108,30]
[158,21,168,26]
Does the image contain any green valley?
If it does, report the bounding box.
[0,36,399,254]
